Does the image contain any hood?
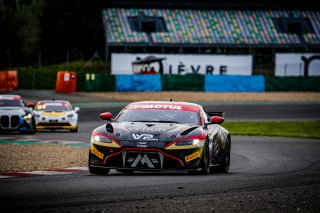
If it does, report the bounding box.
[0,107,30,116]
[94,121,202,147]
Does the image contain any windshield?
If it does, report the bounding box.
[35,103,71,112]
[116,109,200,125]
[0,100,25,107]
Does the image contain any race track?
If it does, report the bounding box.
[0,104,320,212]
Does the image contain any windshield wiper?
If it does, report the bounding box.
[157,120,180,123]
[131,120,180,123]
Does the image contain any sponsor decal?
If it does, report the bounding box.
[185,152,200,162]
[122,151,164,169]
[111,53,253,75]
[91,144,104,159]
[137,141,148,148]
[132,133,158,141]
[130,154,155,168]
[128,104,182,110]
[127,127,166,132]
[275,53,320,76]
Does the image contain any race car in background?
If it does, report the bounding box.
[0,95,36,133]
[89,101,231,175]
[33,100,80,132]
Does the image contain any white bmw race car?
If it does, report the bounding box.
[33,100,80,132]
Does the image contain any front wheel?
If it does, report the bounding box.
[200,140,210,175]
[88,152,110,175]
[89,166,110,175]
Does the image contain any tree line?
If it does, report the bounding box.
[0,0,107,68]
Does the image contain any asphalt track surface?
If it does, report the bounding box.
[1,104,320,212]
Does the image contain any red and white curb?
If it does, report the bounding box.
[0,167,88,178]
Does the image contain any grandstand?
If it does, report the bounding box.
[103,9,319,46]
[102,0,320,75]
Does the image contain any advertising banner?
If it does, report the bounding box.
[275,53,320,76]
[111,53,253,75]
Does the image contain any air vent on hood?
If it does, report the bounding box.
[106,123,113,133]
[180,127,198,135]
[146,124,155,127]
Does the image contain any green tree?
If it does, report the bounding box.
[15,0,46,60]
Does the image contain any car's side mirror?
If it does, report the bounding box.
[100,112,112,121]
[74,107,80,112]
[210,116,224,124]
[27,103,35,108]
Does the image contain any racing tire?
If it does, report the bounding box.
[88,152,110,175]
[215,137,231,173]
[89,165,110,175]
[116,169,134,174]
[200,139,210,175]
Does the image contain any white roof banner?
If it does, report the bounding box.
[275,53,320,76]
[111,53,253,75]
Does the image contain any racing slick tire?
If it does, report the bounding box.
[214,137,231,173]
[200,139,211,175]
[116,169,134,174]
[88,152,110,175]
[89,166,110,175]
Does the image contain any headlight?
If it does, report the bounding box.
[93,135,112,143]
[176,139,201,146]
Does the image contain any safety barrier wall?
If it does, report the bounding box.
[12,72,320,92]
[265,76,320,91]
[161,74,204,91]
[205,75,265,92]
[115,74,162,92]
[77,74,116,92]
[55,71,77,93]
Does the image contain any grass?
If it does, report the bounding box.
[221,121,320,139]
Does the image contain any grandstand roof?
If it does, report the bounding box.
[104,0,319,10]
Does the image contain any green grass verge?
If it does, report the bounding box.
[221,121,320,139]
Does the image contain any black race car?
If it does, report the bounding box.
[0,95,36,133]
[88,101,231,175]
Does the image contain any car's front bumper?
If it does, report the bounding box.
[89,143,204,171]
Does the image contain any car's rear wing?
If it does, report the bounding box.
[208,112,225,118]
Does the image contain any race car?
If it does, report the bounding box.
[0,95,36,133]
[88,101,231,175]
[33,100,80,132]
